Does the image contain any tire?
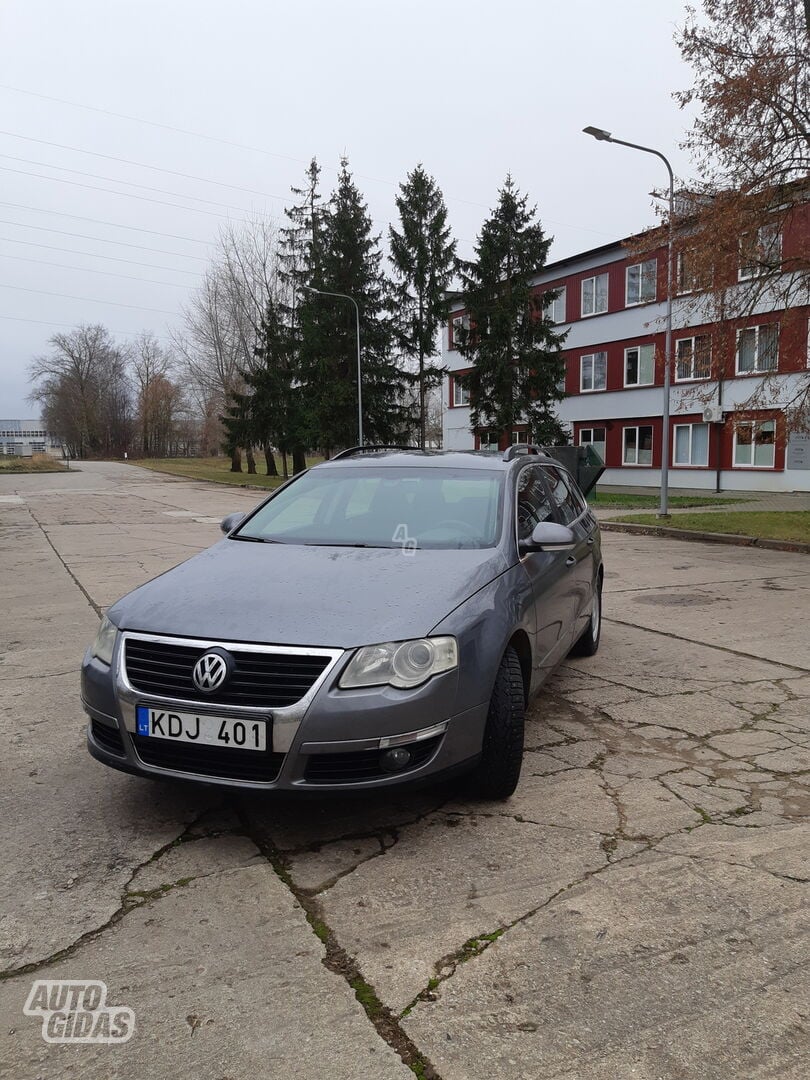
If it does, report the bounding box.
[467,646,525,800]
[571,572,602,657]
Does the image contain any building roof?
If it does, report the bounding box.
[0,419,48,433]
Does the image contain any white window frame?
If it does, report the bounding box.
[675,335,712,382]
[450,312,470,350]
[580,273,608,317]
[735,324,779,375]
[580,351,607,393]
[452,376,470,407]
[732,420,776,469]
[579,426,607,460]
[739,223,782,281]
[544,286,567,324]
[676,251,694,295]
[673,423,710,467]
[623,425,654,467]
[625,259,657,306]
[623,343,655,387]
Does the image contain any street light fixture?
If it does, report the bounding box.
[583,125,675,519]
[301,285,364,447]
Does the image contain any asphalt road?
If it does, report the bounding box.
[1,461,809,1080]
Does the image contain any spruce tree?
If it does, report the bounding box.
[456,176,567,447]
[303,158,415,452]
[278,158,326,473]
[389,165,456,448]
[224,297,294,476]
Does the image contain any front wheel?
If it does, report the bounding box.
[467,646,525,800]
[571,573,602,657]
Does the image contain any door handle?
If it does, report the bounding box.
[586,537,595,545]
[565,555,577,566]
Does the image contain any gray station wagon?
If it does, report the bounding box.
[82,445,603,799]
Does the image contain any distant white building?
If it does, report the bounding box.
[0,419,61,457]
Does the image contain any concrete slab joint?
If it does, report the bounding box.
[2,460,809,1080]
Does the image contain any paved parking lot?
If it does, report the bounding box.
[1,461,809,1080]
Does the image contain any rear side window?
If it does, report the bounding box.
[515,466,554,541]
[545,467,586,526]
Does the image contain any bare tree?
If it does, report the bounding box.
[131,333,178,457]
[172,215,284,471]
[28,324,132,458]
[664,0,810,427]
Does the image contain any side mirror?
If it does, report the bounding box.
[519,521,576,554]
[220,512,246,535]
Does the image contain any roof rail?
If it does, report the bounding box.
[502,443,544,461]
[331,444,420,460]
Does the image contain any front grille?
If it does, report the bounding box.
[91,719,126,756]
[304,735,443,785]
[124,638,331,709]
[133,735,285,783]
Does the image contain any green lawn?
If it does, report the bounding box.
[589,491,747,510]
[614,510,810,545]
[0,455,68,474]
[136,456,322,489]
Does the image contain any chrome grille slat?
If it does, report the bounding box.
[124,638,331,709]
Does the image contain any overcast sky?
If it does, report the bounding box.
[0,0,698,416]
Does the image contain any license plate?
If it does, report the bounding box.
[136,706,268,752]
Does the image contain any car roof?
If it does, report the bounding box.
[313,448,559,472]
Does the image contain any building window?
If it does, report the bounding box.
[544,286,566,324]
[480,430,500,453]
[580,351,607,392]
[736,324,778,375]
[581,273,608,317]
[625,259,657,305]
[624,344,655,387]
[511,430,528,445]
[739,223,782,280]
[450,313,470,350]
[579,426,606,462]
[674,423,709,466]
[623,425,653,466]
[452,377,470,407]
[676,335,712,381]
[733,420,776,468]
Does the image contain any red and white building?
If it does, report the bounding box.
[442,210,810,491]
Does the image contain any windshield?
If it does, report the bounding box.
[236,466,504,549]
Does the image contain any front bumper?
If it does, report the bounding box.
[81,634,488,792]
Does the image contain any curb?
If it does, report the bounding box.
[599,520,810,555]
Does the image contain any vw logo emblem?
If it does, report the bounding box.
[192,651,230,693]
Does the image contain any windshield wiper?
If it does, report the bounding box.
[304,542,378,548]
[230,534,281,544]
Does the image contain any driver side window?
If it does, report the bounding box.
[516,466,554,542]
[544,466,586,526]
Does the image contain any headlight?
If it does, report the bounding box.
[339,637,458,690]
[90,615,118,666]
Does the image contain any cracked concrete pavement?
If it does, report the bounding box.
[1,461,809,1079]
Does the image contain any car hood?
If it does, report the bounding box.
[107,539,510,647]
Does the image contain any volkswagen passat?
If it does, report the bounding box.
[82,447,603,799]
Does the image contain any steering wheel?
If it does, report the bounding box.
[429,518,481,538]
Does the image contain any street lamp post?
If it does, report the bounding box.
[302,285,363,447]
[583,126,674,519]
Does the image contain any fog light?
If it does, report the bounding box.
[380,747,412,772]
